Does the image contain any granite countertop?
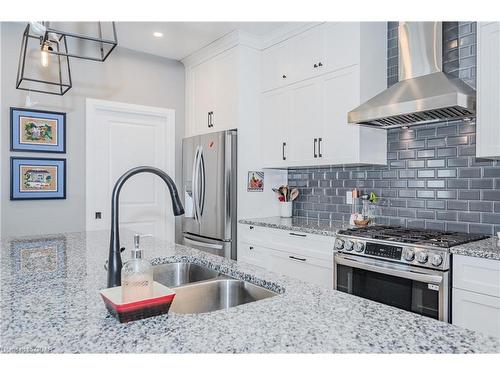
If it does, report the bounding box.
[241,216,500,261]
[451,237,500,261]
[239,216,347,237]
[1,230,499,353]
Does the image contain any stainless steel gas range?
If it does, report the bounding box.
[333,226,487,322]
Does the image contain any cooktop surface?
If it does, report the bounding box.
[337,225,488,248]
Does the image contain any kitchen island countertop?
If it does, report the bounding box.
[1,230,499,353]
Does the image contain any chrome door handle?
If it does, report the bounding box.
[313,138,318,158]
[199,147,206,217]
[184,237,223,250]
[191,146,200,221]
[318,137,322,158]
[334,254,444,284]
[192,146,201,222]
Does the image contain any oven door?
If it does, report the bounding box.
[334,253,449,322]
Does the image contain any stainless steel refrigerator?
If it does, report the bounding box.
[181,130,237,259]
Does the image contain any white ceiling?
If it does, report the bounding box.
[115,22,294,61]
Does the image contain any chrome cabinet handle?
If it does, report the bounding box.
[318,62,323,67]
[318,137,322,157]
[249,226,254,229]
[289,255,306,262]
[289,232,307,237]
[313,63,318,68]
[282,74,287,79]
[282,142,287,160]
[249,246,254,250]
[313,138,318,158]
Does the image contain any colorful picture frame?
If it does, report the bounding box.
[10,107,66,153]
[247,171,264,192]
[10,157,66,200]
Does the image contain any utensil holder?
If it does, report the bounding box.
[280,202,293,218]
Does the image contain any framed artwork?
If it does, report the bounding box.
[10,157,66,200]
[10,107,66,153]
[247,171,264,192]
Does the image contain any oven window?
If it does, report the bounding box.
[336,264,439,320]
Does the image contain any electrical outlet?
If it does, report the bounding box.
[346,191,353,205]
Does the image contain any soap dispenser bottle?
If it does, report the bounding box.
[121,234,154,303]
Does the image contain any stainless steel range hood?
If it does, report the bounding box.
[348,22,476,129]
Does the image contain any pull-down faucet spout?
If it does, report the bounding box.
[107,166,184,288]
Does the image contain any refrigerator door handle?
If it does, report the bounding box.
[192,146,201,222]
[184,237,223,250]
[199,146,206,217]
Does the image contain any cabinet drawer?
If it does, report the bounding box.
[453,255,500,298]
[239,223,335,261]
[268,248,333,288]
[238,241,269,269]
[452,288,500,338]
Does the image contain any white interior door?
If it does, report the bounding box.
[86,99,175,243]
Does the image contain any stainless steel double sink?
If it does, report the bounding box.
[153,262,278,314]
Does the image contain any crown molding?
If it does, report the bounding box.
[260,22,324,49]
[181,29,261,68]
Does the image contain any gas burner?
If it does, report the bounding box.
[337,225,488,248]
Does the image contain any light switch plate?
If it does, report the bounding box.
[346,192,353,205]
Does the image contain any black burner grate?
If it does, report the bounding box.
[338,225,488,248]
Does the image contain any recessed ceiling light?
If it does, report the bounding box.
[153,32,163,38]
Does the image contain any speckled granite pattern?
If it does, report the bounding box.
[451,237,500,261]
[1,230,499,353]
[239,216,346,237]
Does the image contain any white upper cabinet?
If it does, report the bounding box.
[261,40,294,92]
[191,58,215,135]
[213,47,239,132]
[261,89,290,167]
[288,78,323,165]
[476,22,500,159]
[185,45,242,137]
[260,22,388,168]
[292,25,325,82]
[323,22,360,73]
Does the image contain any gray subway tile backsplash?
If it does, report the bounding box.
[287,22,500,235]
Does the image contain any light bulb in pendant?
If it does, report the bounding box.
[41,43,50,68]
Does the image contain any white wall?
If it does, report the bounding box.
[1,22,185,237]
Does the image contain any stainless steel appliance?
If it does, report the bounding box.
[348,22,476,128]
[181,130,237,259]
[333,226,487,322]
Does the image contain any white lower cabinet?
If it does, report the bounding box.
[452,254,500,338]
[452,288,500,338]
[238,223,334,288]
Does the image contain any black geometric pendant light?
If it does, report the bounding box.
[41,22,118,62]
[16,22,118,96]
[16,23,72,95]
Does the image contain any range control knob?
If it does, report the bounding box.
[344,240,354,251]
[354,242,365,253]
[431,254,443,267]
[334,238,345,250]
[404,248,415,261]
[416,251,428,264]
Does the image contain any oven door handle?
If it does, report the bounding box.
[334,254,444,284]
